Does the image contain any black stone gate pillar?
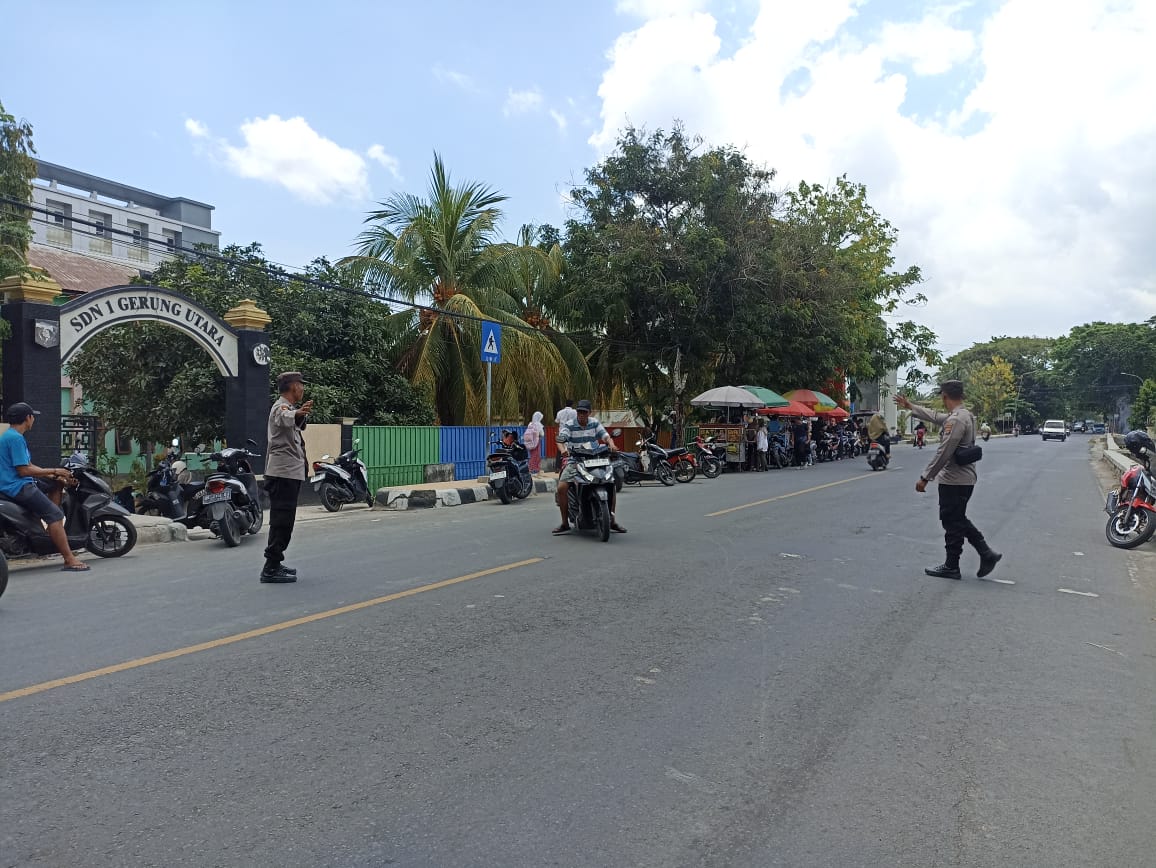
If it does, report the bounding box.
[222,300,272,475]
[1,273,64,468]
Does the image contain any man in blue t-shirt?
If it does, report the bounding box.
[553,399,624,535]
[0,402,88,571]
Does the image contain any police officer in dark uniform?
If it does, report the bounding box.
[896,381,1003,580]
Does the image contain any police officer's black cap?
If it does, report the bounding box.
[939,379,965,399]
[4,402,40,423]
[576,399,593,412]
[276,371,307,392]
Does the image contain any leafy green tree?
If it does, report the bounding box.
[553,125,938,438]
[968,355,1015,424]
[1128,379,1156,430]
[1052,321,1156,414]
[66,244,433,446]
[341,155,586,425]
[0,99,36,284]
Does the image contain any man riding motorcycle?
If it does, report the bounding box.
[867,411,891,456]
[553,400,626,535]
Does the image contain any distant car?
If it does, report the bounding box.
[1071,421,1087,433]
[1093,423,1106,435]
[1041,420,1067,442]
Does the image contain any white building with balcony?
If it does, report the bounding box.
[30,160,220,273]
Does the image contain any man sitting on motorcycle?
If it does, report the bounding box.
[0,402,88,572]
[554,399,624,535]
[980,421,992,441]
[915,421,927,448]
[867,411,891,456]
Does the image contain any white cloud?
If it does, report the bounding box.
[591,0,1156,353]
[185,115,370,204]
[433,65,480,93]
[504,87,544,116]
[549,109,569,132]
[184,118,209,138]
[366,144,403,181]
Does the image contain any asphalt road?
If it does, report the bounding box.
[2,435,1154,868]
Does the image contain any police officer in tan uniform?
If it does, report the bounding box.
[261,372,312,583]
[896,381,1002,580]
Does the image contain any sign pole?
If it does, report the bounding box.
[486,361,493,445]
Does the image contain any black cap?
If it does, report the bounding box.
[576,399,592,412]
[4,402,40,423]
[276,371,306,392]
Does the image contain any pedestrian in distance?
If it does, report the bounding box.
[261,372,312,584]
[0,402,88,572]
[756,420,769,471]
[555,399,577,429]
[523,411,544,474]
[895,381,1003,580]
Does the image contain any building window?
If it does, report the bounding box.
[46,199,72,248]
[127,219,148,262]
[89,210,112,255]
[162,228,181,254]
[115,430,133,455]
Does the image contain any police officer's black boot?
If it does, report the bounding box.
[260,562,297,583]
[976,544,1003,578]
[925,559,962,580]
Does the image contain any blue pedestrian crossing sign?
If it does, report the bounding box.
[481,321,502,364]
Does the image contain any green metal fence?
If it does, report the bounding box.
[353,425,440,489]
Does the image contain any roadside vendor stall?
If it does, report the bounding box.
[690,386,766,468]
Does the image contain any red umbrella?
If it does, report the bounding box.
[783,389,839,411]
[818,406,849,419]
[758,400,815,417]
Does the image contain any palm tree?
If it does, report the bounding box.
[341,155,587,425]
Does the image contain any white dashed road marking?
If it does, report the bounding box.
[1058,588,1099,598]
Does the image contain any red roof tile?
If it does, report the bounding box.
[27,244,141,295]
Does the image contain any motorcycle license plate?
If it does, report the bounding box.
[584,458,610,468]
[490,471,507,481]
[310,473,325,483]
[202,491,232,505]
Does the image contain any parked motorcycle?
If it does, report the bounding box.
[137,439,192,519]
[180,441,263,547]
[646,435,696,483]
[0,457,138,560]
[487,432,533,504]
[311,439,374,512]
[867,440,890,471]
[1105,432,1156,548]
[692,436,724,479]
[768,432,793,469]
[614,433,676,487]
[565,442,618,541]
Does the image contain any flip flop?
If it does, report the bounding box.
[551,525,571,535]
[60,563,91,572]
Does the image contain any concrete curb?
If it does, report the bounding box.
[1100,435,1134,475]
[374,477,558,511]
[127,514,188,545]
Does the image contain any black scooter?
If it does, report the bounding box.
[137,440,192,519]
[566,442,618,541]
[179,441,263,547]
[615,434,677,487]
[0,457,138,560]
[311,439,374,512]
[487,433,533,504]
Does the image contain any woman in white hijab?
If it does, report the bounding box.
[523,411,545,474]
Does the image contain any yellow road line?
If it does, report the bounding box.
[0,557,544,705]
[706,473,878,517]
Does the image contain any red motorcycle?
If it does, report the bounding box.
[1105,432,1156,548]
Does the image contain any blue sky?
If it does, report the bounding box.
[3,0,1153,353]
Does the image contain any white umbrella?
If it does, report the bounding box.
[689,386,766,408]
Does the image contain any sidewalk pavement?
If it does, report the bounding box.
[374,475,558,510]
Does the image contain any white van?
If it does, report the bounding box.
[1041,420,1067,442]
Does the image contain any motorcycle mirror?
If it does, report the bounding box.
[246,438,258,447]
[612,428,622,436]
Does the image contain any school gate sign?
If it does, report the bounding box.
[1,277,272,471]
